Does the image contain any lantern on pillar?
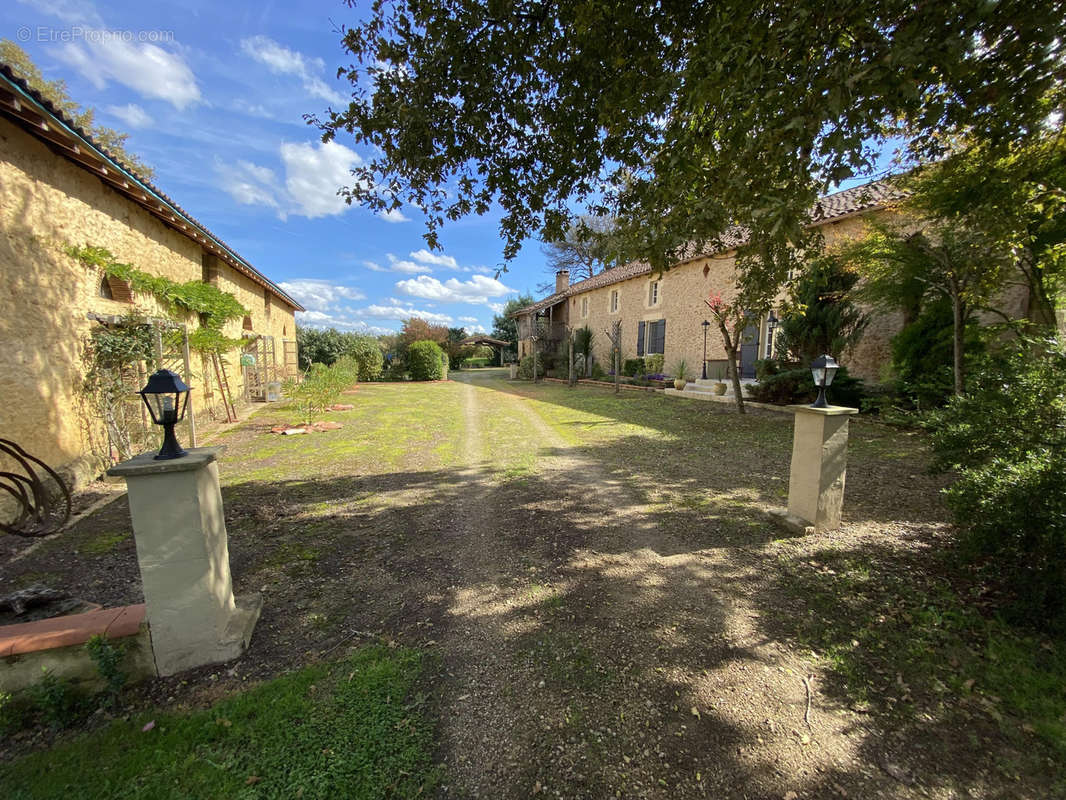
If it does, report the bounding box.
[138,369,191,460]
[809,354,840,409]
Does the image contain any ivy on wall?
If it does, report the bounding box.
[66,244,248,336]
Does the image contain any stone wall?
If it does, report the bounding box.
[549,212,919,383]
[0,117,296,488]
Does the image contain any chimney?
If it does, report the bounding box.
[555,269,570,294]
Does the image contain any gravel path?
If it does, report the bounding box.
[436,372,921,799]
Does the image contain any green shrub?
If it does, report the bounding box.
[30,671,82,730]
[589,362,607,381]
[464,357,491,368]
[86,634,127,703]
[622,358,646,377]
[407,340,446,380]
[517,354,545,379]
[644,354,664,375]
[749,360,865,407]
[929,337,1066,627]
[382,358,407,381]
[283,361,352,424]
[891,299,984,408]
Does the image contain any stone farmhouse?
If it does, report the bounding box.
[513,180,920,384]
[0,64,303,488]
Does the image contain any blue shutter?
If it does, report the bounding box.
[636,321,645,356]
[657,320,666,354]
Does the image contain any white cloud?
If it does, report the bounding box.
[217,158,282,210]
[410,249,458,269]
[380,208,409,223]
[395,274,516,305]
[488,302,507,314]
[220,141,364,219]
[361,304,453,325]
[276,279,366,312]
[280,140,361,218]
[240,35,347,106]
[105,103,152,128]
[386,254,433,274]
[57,37,201,109]
[296,310,392,335]
[363,260,387,272]
[458,316,479,324]
[468,323,488,334]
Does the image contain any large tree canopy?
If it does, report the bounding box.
[317,0,1062,278]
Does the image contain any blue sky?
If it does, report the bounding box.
[3,1,899,336]
[3,0,545,335]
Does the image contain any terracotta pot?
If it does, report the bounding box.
[713,382,727,395]
[674,379,687,391]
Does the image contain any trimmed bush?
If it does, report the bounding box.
[407,340,447,381]
[644,354,664,375]
[622,358,646,377]
[749,359,865,407]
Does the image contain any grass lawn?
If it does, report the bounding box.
[2,369,1063,798]
[0,645,438,799]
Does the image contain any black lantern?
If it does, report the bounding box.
[701,320,711,379]
[809,354,840,409]
[138,369,191,460]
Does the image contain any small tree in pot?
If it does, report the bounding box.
[672,358,691,390]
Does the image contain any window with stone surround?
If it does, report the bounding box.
[647,280,660,307]
[610,290,619,313]
[581,296,589,318]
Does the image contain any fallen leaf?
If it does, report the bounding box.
[246,776,261,785]
[141,720,155,732]
[690,706,701,720]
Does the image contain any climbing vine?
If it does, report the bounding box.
[69,244,252,461]
[66,244,248,331]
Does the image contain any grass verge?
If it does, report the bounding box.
[0,645,440,800]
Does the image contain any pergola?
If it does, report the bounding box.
[460,335,511,365]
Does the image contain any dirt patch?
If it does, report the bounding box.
[2,374,1058,798]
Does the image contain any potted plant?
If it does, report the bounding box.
[712,364,728,395]
[672,358,691,391]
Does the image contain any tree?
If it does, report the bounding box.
[704,291,750,414]
[542,216,617,284]
[296,326,384,380]
[397,317,448,356]
[775,252,868,364]
[315,2,1059,288]
[2,40,154,178]
[491,295,535,352]
[899,134,1066,330]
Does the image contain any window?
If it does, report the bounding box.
[610,290,619,313]
[637,319,666,356]
[581,296,589,318]
[648,280,660,306]
[99,275,133,303]
[243,315,253,331]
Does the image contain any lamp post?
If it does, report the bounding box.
[766,311,779,359]
[701,320,710,379]
[809,353,840,409]
[137,369,191,459]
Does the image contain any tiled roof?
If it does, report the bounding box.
[512,178,904,317]
[0,64,304,311]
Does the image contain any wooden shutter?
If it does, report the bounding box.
[636,321,645,356]
[656,319,666,354]
[105,275,134,303]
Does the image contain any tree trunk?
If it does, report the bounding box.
[614,348,620,394]
[718,320,746,414]
[952,294,965,396]
[532,346,538,383]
